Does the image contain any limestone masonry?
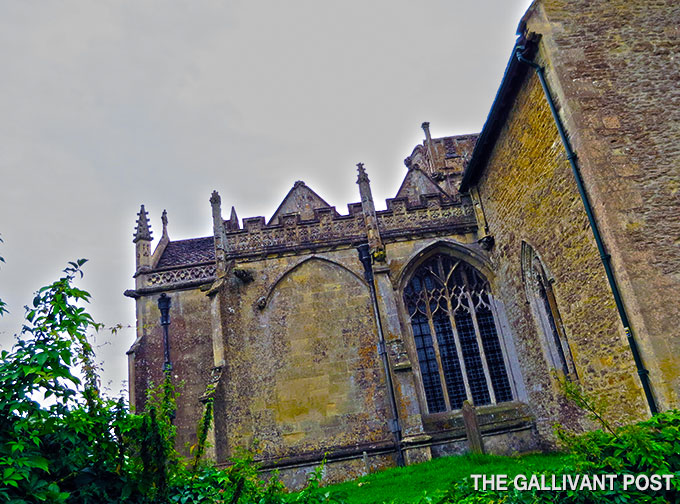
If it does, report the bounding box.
[126,0,680,488]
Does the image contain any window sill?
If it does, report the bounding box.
[421,401,534,438]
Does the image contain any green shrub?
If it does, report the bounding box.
[439,411,680,504]
[0,260,342,504]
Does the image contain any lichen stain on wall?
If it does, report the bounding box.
[475,70,646,435]
[225,257,390,459]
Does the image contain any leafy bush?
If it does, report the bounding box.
[438,411,680,503]
[0,260,342,504]
[0,259,127,503]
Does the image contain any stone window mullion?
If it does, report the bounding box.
[423,290,452,412]
[444,295,473,407]
[464,292,497,405]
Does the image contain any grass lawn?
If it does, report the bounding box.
[319,452,570,504]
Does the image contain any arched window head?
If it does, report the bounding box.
[521,242,576,380]
[403,253,514,413]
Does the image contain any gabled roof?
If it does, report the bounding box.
[459,34,538,192]
[395,167,452,204]
[155,236,215,268]
[268,181,337,225]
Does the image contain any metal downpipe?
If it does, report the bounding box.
[357,244,405,466]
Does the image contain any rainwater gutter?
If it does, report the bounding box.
[357,243,405,466]
[515,46,658,415]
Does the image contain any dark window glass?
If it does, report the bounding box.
[404,254,513,413]
[477,308,513,402]
[433,314,467,409]
[411,314,446,412]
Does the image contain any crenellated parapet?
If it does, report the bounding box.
[128,193,476,291]
[129,130,479,292]
[221,192,476,261]
[379,193,475,239]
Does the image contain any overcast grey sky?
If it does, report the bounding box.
[0,0,533,397]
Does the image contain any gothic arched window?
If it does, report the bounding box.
[521,242,576,380]
[403,254,514,413]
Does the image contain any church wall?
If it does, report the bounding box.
[209,229,540,486]
[524,0,680,409]
[473,66,647,440]
[125,1,680,487]
[216,248,393,463]
[128,185,543,486]
[379,236,538,448]
[130,287,214,456]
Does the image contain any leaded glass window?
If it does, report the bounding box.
[403,254,513,413]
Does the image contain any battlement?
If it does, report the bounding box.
[222,193,475,260]
[130,192,476,291]
[131,128,481,290]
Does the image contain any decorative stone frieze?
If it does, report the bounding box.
[146,264,216,287]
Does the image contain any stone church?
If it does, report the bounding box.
[125,0,680,487]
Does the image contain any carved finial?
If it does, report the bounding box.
[161,209,168,238]
[210,190,227,275]
[356,162,385,261]
[226,205,240,231]
[210,191,223,226]
[356,162,369,184]
[421,121,432,142]
[421,122,435,173]
[293,180,305,189]
[210,190,221,206]
[133,205,152,243]
[404,157,413,169]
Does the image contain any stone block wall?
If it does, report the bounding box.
[474,67,647,438]
[216,249,392,462]
[524,0,680,409]
[129,287,214,455]
[129,223,541,487]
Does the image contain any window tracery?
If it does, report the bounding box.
[403,254,513,413]
[521,242,576,380]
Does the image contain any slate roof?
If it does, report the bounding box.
[459,35,537,191]
[155,236,215,268]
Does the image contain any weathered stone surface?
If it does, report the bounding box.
[126,151,534,487]
[125,0,680,488]
[462,401,484,454]
[524,0,680,409]
[473,68,646,437]
[226,256,388,458]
